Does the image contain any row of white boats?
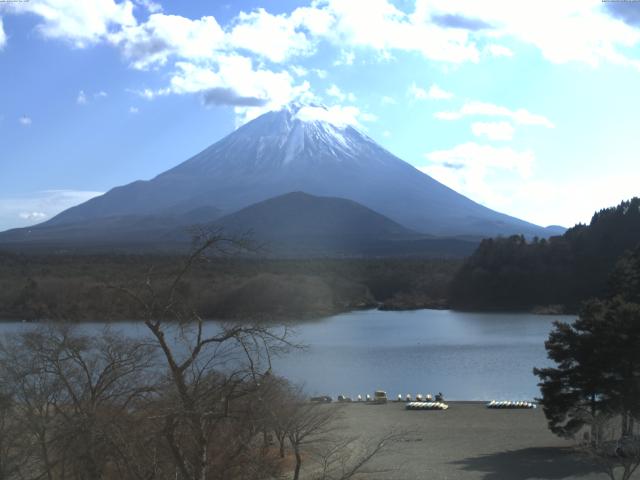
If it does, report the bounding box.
[406,401,449,410]
[329,394,537,410]
[486,400,537,409]
[335,393,444,403]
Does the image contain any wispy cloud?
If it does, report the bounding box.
[294,105,376,129]
[409,83,454,100]
[471,121,515,141]
[333,49,355,66]
[485,44,513,58]
[325,84,356,102]
[0,190,103,231]
[19,115,32,126]
[290,65,308,77]
[435,101,554,128]
[420,142,535,214]
[0,17,6,50]
[19,211,47,220]
[76,90,87,105]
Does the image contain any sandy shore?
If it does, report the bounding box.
[333,401,628,480]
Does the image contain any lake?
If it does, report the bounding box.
[0,309,574,401]
[272,309,573,401]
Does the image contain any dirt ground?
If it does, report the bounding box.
[334,401,633,480]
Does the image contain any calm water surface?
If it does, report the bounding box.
[272,309,574,401]
[0,309,574,401]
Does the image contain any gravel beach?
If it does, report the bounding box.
[333,401,629,480]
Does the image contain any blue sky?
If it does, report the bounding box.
[1,0,640,231]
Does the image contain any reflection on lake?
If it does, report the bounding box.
[0,309,574,401]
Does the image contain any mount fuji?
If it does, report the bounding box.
[0,104,561,253]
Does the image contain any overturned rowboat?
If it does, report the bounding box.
[405,402,449,411]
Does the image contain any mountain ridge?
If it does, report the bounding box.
[1,103,563,252]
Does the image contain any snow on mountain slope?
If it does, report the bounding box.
[29,103,550,238]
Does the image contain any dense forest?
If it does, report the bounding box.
[451,198,640,311]
[0,253,460,321]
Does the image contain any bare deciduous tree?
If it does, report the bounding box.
[581,414,640,480]
[0,326,157,480]
[0,231,400,480]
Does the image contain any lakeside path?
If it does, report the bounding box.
[335,401,630,480]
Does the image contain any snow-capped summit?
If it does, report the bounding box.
[29,103,551,238]
[172,103,384,175]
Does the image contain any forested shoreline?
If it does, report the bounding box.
[450,198,640,312]
[4,198,640,322]
[0,254,460,321]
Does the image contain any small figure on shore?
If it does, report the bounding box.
[435,392,444,402]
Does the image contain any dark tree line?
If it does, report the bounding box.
[0,252,461,322]
[451,198,640,311]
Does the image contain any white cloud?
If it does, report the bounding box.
[409,82,453,100]
[434,111,460,121]
[111,13,226,70]
[420,142,535,210]
[382,130,391,137]
[0,17,6,50]
[129,106,139,113]
[426,142,534,177]
[313,68,328,79]
[290,65,308,77]
[76,90,87,105]
[427,84,454,100]
[333,49,355,66]
[19,115,31,126]
[417,0,640,70]
[421,146,640,227]
[486,44,513,58]
[501,176,640,227]
[325,84,356,102]
[0,190,103,231]
[408,83,429,100]
[326,84,344,100]
[435,101,555,128]
[313,0,479,64]
[20,0,136,48]
[228,8,313,63]
[294,104,374,128]
[94,90,108,98]
[471,121,515,141]
[290,5,334,36]
[167,56,301,110]
[133,0,162,14]
[19,211,47,220]
[9,0,640,89]
[381,96,396,105]
[128,87,160,100]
